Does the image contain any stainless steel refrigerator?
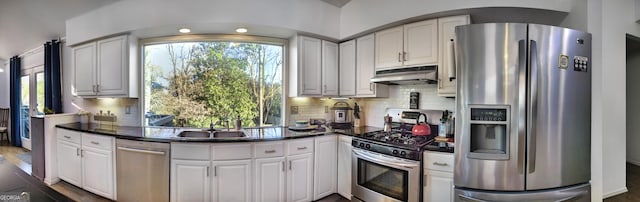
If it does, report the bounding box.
[454,23,591,201]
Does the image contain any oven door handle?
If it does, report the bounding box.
[352,148,419,169]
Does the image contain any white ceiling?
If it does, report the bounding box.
[0,0,118,61]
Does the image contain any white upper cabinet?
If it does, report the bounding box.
[375,19,438,70]
[339,40,356,97]
[289,36,322,97]
[375,26,404,69]
[356,34,388,98]
[322,41,339,96]
[73,34,138,98]
[437,15,470,97]
[404,19,438,66]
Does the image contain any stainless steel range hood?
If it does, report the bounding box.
[370,66,437,85]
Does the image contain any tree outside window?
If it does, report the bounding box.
[144,41,283,128]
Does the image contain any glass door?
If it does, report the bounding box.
[19,66,44,150]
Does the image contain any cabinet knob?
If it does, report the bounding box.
[398,52,402,62]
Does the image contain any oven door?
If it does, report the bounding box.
[352,148,421,202]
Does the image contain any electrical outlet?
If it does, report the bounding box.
[125,106,131,114]
[291,106,299,114]
[325,106,329,113]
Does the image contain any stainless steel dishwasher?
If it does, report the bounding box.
[116,139,170,202]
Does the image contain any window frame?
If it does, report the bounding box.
[138,34,288,128]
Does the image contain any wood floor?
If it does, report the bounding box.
[604,163,640,202]
[0,140,111,202]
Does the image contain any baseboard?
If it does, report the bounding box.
[628,159,640,166]
[603,187,628,199]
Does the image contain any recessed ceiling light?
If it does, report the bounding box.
[178,28,191,33]
[235,28,248,33]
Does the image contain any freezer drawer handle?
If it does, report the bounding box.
[458,194,488,202]
[432,162,448,166]
[117,146,166,155]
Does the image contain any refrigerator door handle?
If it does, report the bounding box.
[518,39,527,174]
[528,39,539,174]
[457,194,489,202]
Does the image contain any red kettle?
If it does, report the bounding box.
[412,113,431,136]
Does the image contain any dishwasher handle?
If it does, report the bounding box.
[117,146,166,155]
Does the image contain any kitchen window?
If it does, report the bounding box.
[142,36,284,128]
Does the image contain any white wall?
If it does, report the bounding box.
[589,0,640,199]
[339,0,572,38]
[0,60,8,108]
[66,0,341,45]
[626,50,640,166]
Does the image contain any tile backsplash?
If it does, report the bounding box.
[285,84,455,128]
[67,97,141,126]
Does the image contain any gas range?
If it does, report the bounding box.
[352,109,446,161]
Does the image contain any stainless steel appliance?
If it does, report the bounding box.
[454,23,591,201]
[370,66,437,85]
[116,139,170,202]
[331,101,353,129]
[351,109,443,202]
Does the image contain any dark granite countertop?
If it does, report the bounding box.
[55,122,382,143]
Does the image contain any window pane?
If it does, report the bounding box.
[36,72,45,115]
[143,41,284,128]
[20,75,30,139]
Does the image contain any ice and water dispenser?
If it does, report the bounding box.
[467,105,510,160]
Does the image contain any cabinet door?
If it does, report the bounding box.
[337,135,353,199]
[212,160,252,202]
[96,35,128,96]
[73,42,97,96]
[322,41,339,96]
[403,19,438,66]
[313,135,337,200]
[171,160,211,202]
[254,157,286,202]
[437,15,470,97]
[339,40,356,97]
[57,140,82,186]
[81,146,114,199]
[424,170,454,202]
[287,153,314,202]
[356,34,388,97]
[299,36,323,96]
[375,26,404,70]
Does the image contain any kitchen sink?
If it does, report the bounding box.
[177,131,211,138]
[213,131,246,138]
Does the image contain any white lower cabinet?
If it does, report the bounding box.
[81,146,114,198]
[56,129,115,200]
[337,135,353,199]
[314,135,337,200]
[211,160,252,202]
[287,152,314,202]
[423,151,454,202]
[56,140,82,186]
[171,160,211,202]
[255,157,286,202]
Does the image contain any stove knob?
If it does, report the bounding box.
[359,143,365,148]
[400,151,406,156]
[365,144,371,149]
[392,150,399,155]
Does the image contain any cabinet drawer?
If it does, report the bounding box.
[287,139,314,155]
[212,143,252,160]
[254,141,285,158]
[57,129,82,144]
[171,143,211,160]
[82,133,114,151]
[424,151,454,172]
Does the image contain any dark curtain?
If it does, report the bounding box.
[44,40,62,113]
[9,56,22,147]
